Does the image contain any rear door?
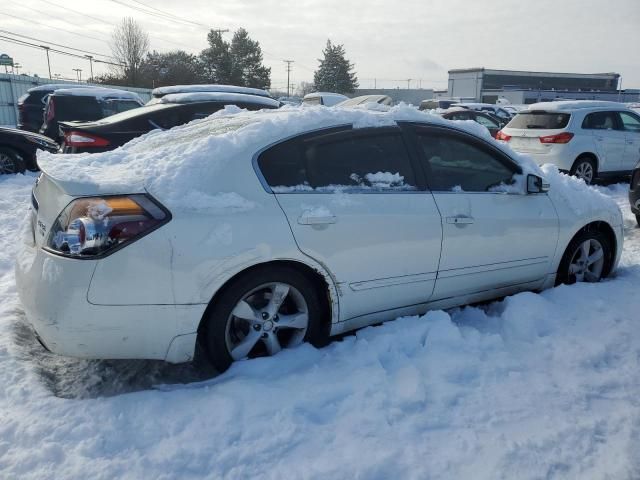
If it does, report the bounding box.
[582,111,626,172]
[617,111,640,171]
[407,124,559,299]
[257,126,443,321]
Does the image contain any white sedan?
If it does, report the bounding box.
[16,107,623,372]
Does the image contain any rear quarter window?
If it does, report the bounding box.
[506,112,570,129]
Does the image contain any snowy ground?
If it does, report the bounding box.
[0,174,639,480]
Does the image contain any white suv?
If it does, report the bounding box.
[498,101,640,184]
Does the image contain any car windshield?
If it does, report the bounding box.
[506,112,570,129]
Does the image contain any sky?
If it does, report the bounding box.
[1,0,639,92]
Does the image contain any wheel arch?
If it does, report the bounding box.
[562,220,617,277]
[195,259,338,338]
[572,152,599,173]
[0,143,32,170]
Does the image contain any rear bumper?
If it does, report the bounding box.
[15,244,205,363]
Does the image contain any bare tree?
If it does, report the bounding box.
[110,17,149,86]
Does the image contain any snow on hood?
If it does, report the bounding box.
[36,104,620,223]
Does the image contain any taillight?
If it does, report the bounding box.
[46,195,170,258]
[496,130,511,141]
[64,131,110,148]
[46,98,55,122]
[539,132,574,144]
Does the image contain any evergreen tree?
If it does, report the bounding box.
[313,40,358,94]
[199,30,233,84]
[199,28,270,88]
[229,29,271,89]
[138,50,202,88]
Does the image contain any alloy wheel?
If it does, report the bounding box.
[568,238,604,282]
[225,282,309,360]
[574,161,594,185]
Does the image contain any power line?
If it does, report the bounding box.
[126,0,212,29]
[0,30,117,61]
[36,0,115,26]
[108,0,207,29]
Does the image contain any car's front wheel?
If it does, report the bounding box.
[0,148,26,175]
[556,230,613,285]
[201,266,329,372]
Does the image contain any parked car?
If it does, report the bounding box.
[147,84,273,105]
[277,96,302,106]
[336,95,393,107]
[302,92,348,106]
[60,92,280,153]
[440,107,504,138]
[630,160,640,226]
[419,98,462,110]
[0,127,58,174]
[17,84,95,133]
[39,87,144,144]
[452,102,513,122]
[497,101,640,184]
[16,108,622,373]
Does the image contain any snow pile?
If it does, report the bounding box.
[0,175,639,478]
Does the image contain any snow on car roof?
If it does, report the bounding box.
[527,100,629,112]
[27,83,96,93]
[36,104,620,222]
[304,92,348,100]
[158,92,280,108]
[52,87,143,102]
[151,84,271,98]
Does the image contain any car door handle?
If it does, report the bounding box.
[446,215,474,225]
[298,215,337,225]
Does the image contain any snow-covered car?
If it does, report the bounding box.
[452,102,513,122]
[336,95,393,107]
[147,84,273,106]
[302,92,348,106]
[630,160,640,226]
[497,101,640,184]
[15,106,623,373]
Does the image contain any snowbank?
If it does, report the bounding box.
[0,174,638,479]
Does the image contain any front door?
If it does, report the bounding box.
[256,127,443,321]
[408,124,559,300]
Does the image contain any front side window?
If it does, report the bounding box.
[416,131,515,192]
[582,111,619,130]
[258,130,418,192]
[618,111,640,132]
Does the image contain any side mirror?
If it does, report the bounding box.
[527,174,550,194]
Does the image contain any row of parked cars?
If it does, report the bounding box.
[2,83,640,226]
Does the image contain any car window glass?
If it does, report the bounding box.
[475,115,498,128]
[258,131,417,192]
[619,112,640,132]
[582,111,619,130]
[417,132,515,192]
[54,96,102,121]
[100,100,142,117]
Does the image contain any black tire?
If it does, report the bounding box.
[556,229,613,286]
[201,266,330,373]
[0,147,26,175]
[570,156,597,185]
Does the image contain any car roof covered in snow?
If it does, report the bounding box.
[526,100,629,112]
[27,83,96,93]
[158,92,280,108]
[51,87,143,102]
[151,84,271,98]
[337,95,393,107]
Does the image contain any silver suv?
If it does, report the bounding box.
[498,101,640,184]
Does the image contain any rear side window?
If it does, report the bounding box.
[416,131,516,192]
[258,130,417,192]
[582,111,619,130]
[507,112,570,129]
[53,96,102,121]
[619,112,640,132]
[100,99,141,117]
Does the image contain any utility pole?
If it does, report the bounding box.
[374,78,377,89]
[13,63,21,75]
[40,46,52,78]
[73,68,82,82]
[406,78,412,89]
[283,60,294,97]
[85,55,94,83]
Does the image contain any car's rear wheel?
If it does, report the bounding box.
[556,230,613,285]
[570,156,596,185]
[201,266,329,372]
[0,148,26,175]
